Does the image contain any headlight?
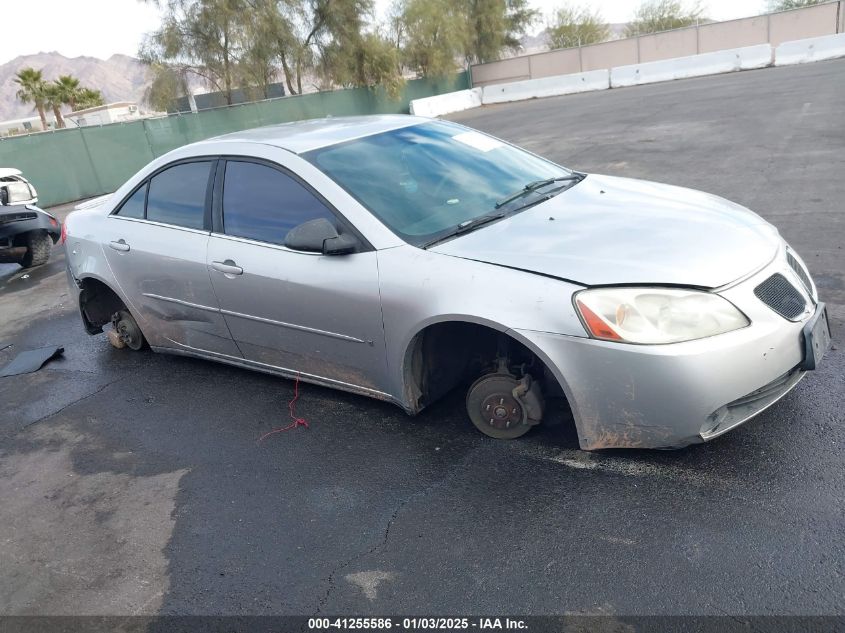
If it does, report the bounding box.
[574,287,749,344]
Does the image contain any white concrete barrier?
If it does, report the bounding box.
[735,44,774,70]
[774,33,845,66]
[481,69,609,104]
[409,88,482,118]
[610,44,772,88]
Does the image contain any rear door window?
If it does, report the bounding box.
[115,183,146,219]
[146,161,212,230]
[221,160,337,246]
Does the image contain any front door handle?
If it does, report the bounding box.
[211,260,243,276]
[109,239,130,252]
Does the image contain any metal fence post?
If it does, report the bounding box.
[77,127,104,195]
[142,119,157,159]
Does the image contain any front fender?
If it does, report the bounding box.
[377,245,588,410]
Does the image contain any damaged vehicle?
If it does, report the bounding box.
[63,116,831,449]
[0,168,39,206]
[0,198,60,268]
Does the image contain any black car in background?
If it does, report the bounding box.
[0,198,61,268]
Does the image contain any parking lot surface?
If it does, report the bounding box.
[0,59,843,617]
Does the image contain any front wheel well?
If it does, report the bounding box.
[403,321,566,413]
[78,278,127,334]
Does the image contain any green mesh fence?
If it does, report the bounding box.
[0,72,469,207]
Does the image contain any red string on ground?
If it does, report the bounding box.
[257,373,309,443]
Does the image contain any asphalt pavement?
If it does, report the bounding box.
[0,59,843,619]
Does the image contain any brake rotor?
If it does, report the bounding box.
[466,373,532,440]
[115,311,145,351]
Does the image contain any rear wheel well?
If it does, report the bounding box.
[11,228,45,247]
[404,321,565,413]
[79,278,127,334]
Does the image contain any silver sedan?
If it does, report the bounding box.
[63,115,831,449]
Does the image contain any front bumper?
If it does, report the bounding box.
[514,249,823,450]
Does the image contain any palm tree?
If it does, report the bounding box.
[54,75,81,111]
[75,88,105,111]
[14,67,48,130]
[44,84,65,128]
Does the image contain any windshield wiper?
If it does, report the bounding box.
[422,213,505,248]
[495,173,585,209]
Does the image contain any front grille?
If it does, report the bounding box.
[754,273,806,319]
[0,211,36,225]
[787,251,813,296]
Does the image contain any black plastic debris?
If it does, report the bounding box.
[0,342,11,352]
[0,346,64,377]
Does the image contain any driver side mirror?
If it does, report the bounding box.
[284,218,358,255]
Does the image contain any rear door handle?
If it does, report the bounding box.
[211,260,243,276]
[109,239,130,252]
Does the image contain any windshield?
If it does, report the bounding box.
[303,121,571,247]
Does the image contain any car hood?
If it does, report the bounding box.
[430,174,780,288]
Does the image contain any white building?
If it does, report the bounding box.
[65,102,145,127]
[0,115,50,136]
[0,102,161,136]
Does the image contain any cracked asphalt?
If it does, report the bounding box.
[1,59,843,617]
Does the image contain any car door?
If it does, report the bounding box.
[206,158,388,394]
[103,159,242,357]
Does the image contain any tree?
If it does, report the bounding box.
[240,0,283,98]
[76,88,106,110]
[463,0,538,64]
[768,0,824,9]
[44,84,66,128]
[54,75,81,111]
[140,0,402,103]
[547,4,610,49]
[321,30,404,97]
[249,0,403,95]
[287,0,377,94]
[399,0,468,77]
[55,75,106,113]
[625,0,705,36]
[144,63,190,111]
[140,0,247,105]
[13,68,49,130]
[251,0,311,95]
[392,0,536,74]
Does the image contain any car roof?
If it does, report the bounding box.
[0,168,23,178]
[202,115,433,154]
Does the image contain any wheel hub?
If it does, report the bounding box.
[114,311,144,351]
[480,392,523,430]
[466,372,537,440]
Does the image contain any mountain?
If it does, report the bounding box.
[0,52,151,121]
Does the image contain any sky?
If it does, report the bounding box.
[0,0,772,66]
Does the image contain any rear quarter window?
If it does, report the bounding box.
[115,183,146,219]
[146,161,212,230]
